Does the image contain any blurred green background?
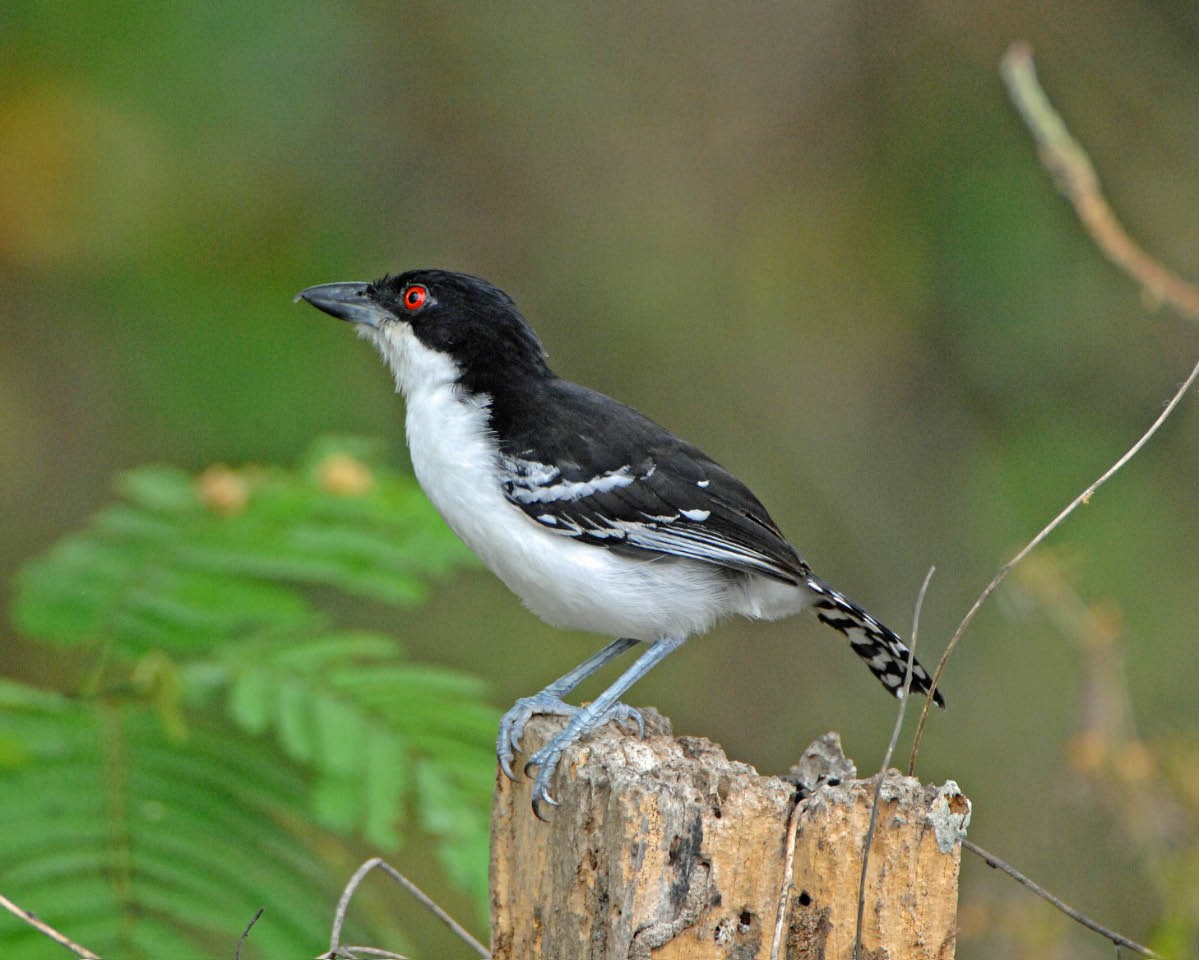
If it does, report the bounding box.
[3,1,1198,956]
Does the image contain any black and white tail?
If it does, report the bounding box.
[805,576,945,707]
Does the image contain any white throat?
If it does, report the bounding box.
[358,320,460,402]
[357,320,506,567]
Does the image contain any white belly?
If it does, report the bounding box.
[379,321,810,641]
[404,383,750,639]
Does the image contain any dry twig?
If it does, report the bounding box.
[899,41,1199,959]
[963,838,1159,957]
[853,567,935,960]
[321,857,490,960]
[1001,41,1199,321]
[0,891,101,959]
[768,790,805,960]
[908,354,1199,775]
[234,908,265,960]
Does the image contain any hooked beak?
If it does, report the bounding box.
[294,282,387,329]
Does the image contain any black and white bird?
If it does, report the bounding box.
[297,269,943,816]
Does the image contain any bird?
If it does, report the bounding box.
[296,269,943,817]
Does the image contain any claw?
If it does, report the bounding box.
[496,693,578,782]
[529,755,562,819]
[531,784,560,820]
[522,730,569,817]
[604,703,644,739]
[496,715,525,782]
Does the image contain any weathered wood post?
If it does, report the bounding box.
[491,711,967,959]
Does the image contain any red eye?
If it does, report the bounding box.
[402,285,429,312]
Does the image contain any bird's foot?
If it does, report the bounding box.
[520,701,644,819]
[497,694,644,816]
[496,693,577,781]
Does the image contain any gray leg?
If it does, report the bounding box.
[496,636,641,780]
[524,636,685,818]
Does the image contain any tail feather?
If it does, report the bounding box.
[806,576,945,707]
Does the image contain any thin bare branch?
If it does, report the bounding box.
[0,891,101,959]
[963,838,1159,957]
[768,791,805,960]
[234,907,264,960]
[1001,41,1199,321]
[323,857,490,960]
[326,946,408,960]
[853,567,935,960]
[909,355,1199,774]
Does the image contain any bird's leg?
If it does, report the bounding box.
[524,636,685,818]
[497,636,641,780]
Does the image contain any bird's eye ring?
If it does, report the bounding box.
[402,285,430,312]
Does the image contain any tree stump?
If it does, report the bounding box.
[490,710,967,959]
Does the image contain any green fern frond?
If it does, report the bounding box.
[0,679,361,960]
[13,442,476,660]
[5,440,499,950]
[191,631,494,897]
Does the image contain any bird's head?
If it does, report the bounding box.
[296,269,549,398]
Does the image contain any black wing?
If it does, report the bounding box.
[490,377,809,584]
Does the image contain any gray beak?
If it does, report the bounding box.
[295,282,387,329]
